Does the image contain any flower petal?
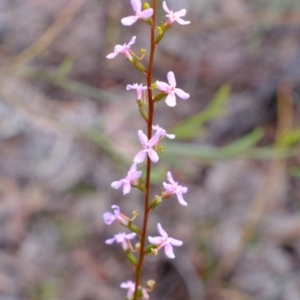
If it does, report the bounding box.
[167,71,176,87]
[164,243,175,259]
[121,16,139,26]
[123,181,131,195]
[126,84,136,90]
[149,131,160,146]
[148,149,159,163]
[176,9,187,18]
[105,237,116,244]
[157,223,168,238]
[166,133,176,139]
[156,80,170,92]
[103,212,115,225]
[176,18,190,25]
[106,52,118,59]
[120,281,130,288]
[133,150,147,163]
[163,182,173,192]
[175,88,190,99]
[111,180,124,189]
[131,0,141,13]
[125,232,137,240]
[168,237,183,246]
[114,45,124,53]
[165,92,176,107]
[162,1,171,14]
[137,130,148,146]
[167,171,175,184]
[180,186,188,193]
[148,236,164,244]
[140,8,153,19]
[128,36,137,46]
[112,205,120,212]
[176,193,188,206]
[128,163,137,174]
[129,170,142,181]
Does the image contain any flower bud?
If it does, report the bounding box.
[143,2,150,9]
[154,92,167,102]
[137,99,149,121]
[147,280,156,290]
[128,222,141,235]
[149,195,162,210]
[132,61,147,74]
[126,251,137,266]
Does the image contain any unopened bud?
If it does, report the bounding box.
[143,2,150,9]
[147,280,156,290]
[133,61,147,74]
[126,252,137,266]
[154,92,167,102]
[135,242,141,250]
[149,195,162,210]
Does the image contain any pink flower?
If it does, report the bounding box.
[126,83,147,100]
[120,281,149,300]
[106,36,136,60]
[111,163,142,195]
[163,171,188,206]
[120,281,135,299]
[162,1,190,25]
[152,124,175,139]
[103,205,128,225]
[148,223,183,259]
[156,71,190,107]
[105,232,136,251]
[121,0,153,26]
[133,130,160,163]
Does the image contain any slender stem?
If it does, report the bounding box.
[133,1,157,299]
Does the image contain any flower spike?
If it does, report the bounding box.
[121,0,153,26]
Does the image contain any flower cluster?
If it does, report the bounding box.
[104,1,190,299]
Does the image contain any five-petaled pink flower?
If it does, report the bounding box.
[148,223,183,259]
[106,36,136,60]
[111,163,142,195]
[156,71,190,107]
[162,1,190,25]
[121,0,153,26]
[126,83,147,100]
[105,232,136,251]
[133,130,160,163]
[163,171,188,206]
[103,205,128,225]
[152,124,175,140]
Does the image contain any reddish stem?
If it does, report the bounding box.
[133,1,157,299]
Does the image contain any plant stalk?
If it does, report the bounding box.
[133,1,157,299]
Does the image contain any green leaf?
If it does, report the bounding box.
[164,128,274,160]
[277,128,300,146]
[171,84,231,139]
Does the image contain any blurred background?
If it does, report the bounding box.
[0,0,300,299]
